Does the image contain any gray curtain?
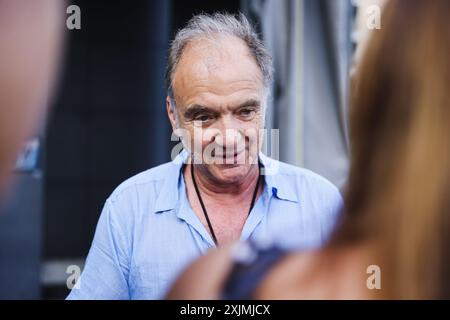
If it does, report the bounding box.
[243,0,351,189]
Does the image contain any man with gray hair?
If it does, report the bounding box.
[67,13,342,300]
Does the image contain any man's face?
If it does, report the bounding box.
[167,35,265,184]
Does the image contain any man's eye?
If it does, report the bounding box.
[194,114,212,122]
[239,109,255,117]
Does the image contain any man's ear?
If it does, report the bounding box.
[166,96,177,132]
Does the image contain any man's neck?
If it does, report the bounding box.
[183,162,263,246]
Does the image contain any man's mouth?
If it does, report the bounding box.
[211,148,247,164]
[218,148,244,157]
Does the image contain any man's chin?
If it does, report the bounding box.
[209,163,251,183]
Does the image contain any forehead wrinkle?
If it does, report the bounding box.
[175,61,263,100]
[184,94,262,116]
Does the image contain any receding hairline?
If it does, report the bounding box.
[171,34,265,90]
[166,12,273,101]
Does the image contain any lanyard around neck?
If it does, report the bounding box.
[190,161,261,246]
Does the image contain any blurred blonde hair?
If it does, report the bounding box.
[332,0,450,299]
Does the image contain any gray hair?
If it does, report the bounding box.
[166,12,273,103]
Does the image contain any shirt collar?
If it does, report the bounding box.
[259,153,299,203]
[153,149,189,213]
[153,150,298,214]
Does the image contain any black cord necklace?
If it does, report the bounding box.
[190,161,261,246]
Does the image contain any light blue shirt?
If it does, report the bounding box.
[67,150,343,300]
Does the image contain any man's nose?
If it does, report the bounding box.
[213,115,243,149]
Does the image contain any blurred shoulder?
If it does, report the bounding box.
[255,245,374,299]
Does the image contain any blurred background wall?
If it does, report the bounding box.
[0,0,373,299]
